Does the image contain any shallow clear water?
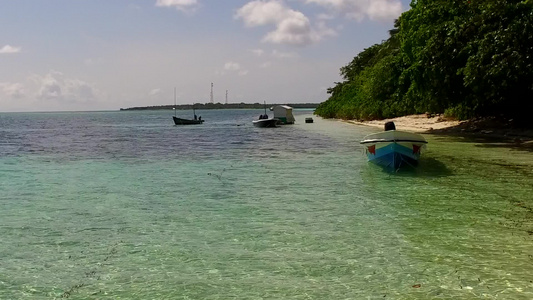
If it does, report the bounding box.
[0,110,532,299]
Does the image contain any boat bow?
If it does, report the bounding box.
[360,130,427,169]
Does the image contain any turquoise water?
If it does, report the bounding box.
[1,110,532,299]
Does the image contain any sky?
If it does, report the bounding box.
[0,0,412,112]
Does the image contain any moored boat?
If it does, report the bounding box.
[253,117,278,127]
[271,105,295,124]
[253,101,278,128]
[173,116,204,125]
[360,122,427,170]
[172,87,204,125]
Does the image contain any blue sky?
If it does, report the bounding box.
[0,0,411,112]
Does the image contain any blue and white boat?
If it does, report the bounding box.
[360,122,427,170]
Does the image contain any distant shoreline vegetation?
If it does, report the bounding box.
[120,103,319,111]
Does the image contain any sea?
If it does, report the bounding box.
[0,109,532,299]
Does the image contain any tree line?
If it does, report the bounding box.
[120,102,320,111]
[315,0,533,125]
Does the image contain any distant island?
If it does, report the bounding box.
[120,102,320,111]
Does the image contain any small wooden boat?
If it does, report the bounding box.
[173,116,204,125]
[360,122,427,170]
[172,87,204,125]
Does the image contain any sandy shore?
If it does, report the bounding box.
[343,114,533,144]
[344,114,464,133]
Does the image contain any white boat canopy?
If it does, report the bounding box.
[272,105,295,124]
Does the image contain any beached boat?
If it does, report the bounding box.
[253,101,278,128]
[172,88,204,125]
[360,122,427,170]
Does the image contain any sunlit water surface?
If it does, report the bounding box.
[0,110,532,299]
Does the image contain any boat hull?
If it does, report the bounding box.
[173,116,204,125]
[252,118,278,128]
[360,131,427,170]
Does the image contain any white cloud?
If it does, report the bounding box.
[32,71,98,103]
[366,0,402,21]
[0,82,25,98]
[0,45,21,54]
[260,61,272,68]
[236,0,286,27]
[223,61,249,76]
[251,49,265,56]
[36,72,61,100]
[304,0,402,21]
[235,0,336,46]
[224,61,242,71]
[317,13,334,20]
[155,0,199,12]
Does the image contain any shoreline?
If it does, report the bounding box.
[344,114,464,133]
[120,103,320,111]
[342,114,533,148]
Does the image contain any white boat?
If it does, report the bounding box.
[253,101,278,128]
[253,117,278,127]
[271,105,295,124]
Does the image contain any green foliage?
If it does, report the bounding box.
[444,104,473,121]
[460,0,533,120]
[316,0,533,124]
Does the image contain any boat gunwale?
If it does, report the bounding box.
[360,139,428,144]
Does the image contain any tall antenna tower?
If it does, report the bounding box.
[225,90,228,104]
[210,83,214,104]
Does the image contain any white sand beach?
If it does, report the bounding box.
[344,114,464,133]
